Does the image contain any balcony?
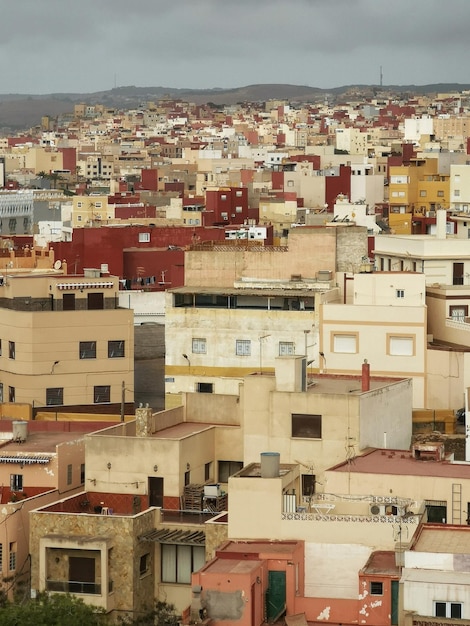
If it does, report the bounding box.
[46,579,114,594]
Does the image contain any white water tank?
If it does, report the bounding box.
[12,421,27,442]
[260,452,280,478]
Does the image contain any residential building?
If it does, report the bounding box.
[401,524,470,625]
[0,265,133,411]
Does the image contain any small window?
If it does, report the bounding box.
[8,386,15,403]
[8,341,15,360]
[292,413,322,439]
[140,553,150,576]
[192,338,206,354]
[46,387,63,406]
[419,190,427,197]
[80,463,85,484]
[0,383,3,403]
[435,602,461,619]
[184,470,190,486]
[279,341,295,356]
[196,382,213,393]
[370,581,383,595]
[205,462,212,482]
[388,335,415,356]
[301,474,316,498]
[108,340,124,358]
[94,385,110,403]
[218,460,243,483]
[67,464,72,485]
[139,232,150,243]
[235,206,243,213]
[437,190,444,197]
[80,341,96,359]
[236,339,251,356]
[10,474,23,492]
[221,194,227,201]
[235,190,243,197]
[450,305,468,321]
[333,333,357,354]
[9,543,16,571]
[396,289,405,298]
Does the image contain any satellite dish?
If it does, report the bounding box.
[54,260,62,270]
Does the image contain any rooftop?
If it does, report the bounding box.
[412,524,470,554]
[329,447,470,479]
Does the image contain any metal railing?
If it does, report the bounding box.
[46,579,114,594]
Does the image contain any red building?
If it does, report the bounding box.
[205,187,249,225]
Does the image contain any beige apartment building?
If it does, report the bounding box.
[322,272,428,408]
[0,267,133,410]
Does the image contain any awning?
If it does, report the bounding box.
[56,282,114,290]
[139,528,205,545]
[0,455,52,465]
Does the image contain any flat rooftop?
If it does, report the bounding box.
[329,448,470,479]
[0,430,85,454]
[412,524,470,554]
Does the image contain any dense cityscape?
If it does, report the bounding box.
[0,83,469,625]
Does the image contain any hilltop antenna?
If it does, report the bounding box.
[380,65,383,88]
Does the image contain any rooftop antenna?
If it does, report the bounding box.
[380,65,383,88]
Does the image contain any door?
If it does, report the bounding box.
[391,580,399,625]
[69,556,95,594]
[148,476,164,508]
[266,570,286,623]
[453,262,464,285]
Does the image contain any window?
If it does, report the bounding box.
[221,194,227,201]
[67,464,72,485]
[437,190,444,197]
[0,383,3,403]
[302,474,316,498]
[8,341,15,360]
[80,463,85,484]
[80,341,96,359]
[332,333,357,354]
[450,305,468,321]
[94,385,110,403]
[388,335,415,356]
[435,602,462,619]
[139,232,150,243]
[9,543,16,571]
[218,460,243,483]
[396,289,405,298]
[8,387,15,403]
[192,338,206,354]
[46,387,63,406]
[279,342,295,356]
[419,190,427,197]
[235,206,243,213]
[453,262,464,286]
[184,470,190,486]
[108,340,125,358]
[205,462,212,482]
[236,339,251,356]
[10,474,23,491]
[161,544,205,584]
[196,382,213,393]
[370,581,383,595]
[140,553,150,576]
[235,190,243,197]
[455,189,461,197]
[292,414,322,439]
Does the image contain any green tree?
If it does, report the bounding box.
[0,593,107,626]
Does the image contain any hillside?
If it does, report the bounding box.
[0,82,469,131]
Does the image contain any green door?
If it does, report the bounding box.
[266,570,286,623]
[391,580,399,625]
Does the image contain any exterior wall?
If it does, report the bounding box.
[183,228,337,287]
[325,466,470,526]
[30,507,156,617]
[320,301,427,408]
[241,373,412,483]
[0,306,134,407]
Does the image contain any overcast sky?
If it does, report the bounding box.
[1,0,469,95]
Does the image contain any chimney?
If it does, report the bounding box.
[135,404,153,437]
[362,359,370,392]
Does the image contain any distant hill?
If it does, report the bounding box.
[0,83,469,131]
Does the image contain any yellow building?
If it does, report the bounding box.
[0,268,133,411]
[72,194,113,227]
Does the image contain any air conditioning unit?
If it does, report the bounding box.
[370,504,386,516]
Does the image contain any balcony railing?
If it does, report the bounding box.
[46,579,113,595]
